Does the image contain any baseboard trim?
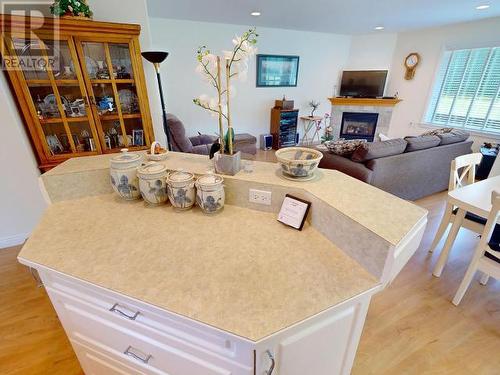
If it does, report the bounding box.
[0,233,29,249]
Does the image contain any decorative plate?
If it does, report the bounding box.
[44,94,70,107]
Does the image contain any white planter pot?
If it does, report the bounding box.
[213,151,241,176]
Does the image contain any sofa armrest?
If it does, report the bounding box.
[319,153,373,183]
[191,144,211,155]
[189,134,217,146]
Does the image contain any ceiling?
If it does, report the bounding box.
[146,0,500,35]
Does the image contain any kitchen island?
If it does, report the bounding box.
[19,152,427,375]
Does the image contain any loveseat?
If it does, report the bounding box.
[319,132,473,200]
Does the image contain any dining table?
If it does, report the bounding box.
[432,175,500,277]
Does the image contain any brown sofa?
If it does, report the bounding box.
[319,135,473,200]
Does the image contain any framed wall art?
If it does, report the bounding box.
[256,54,300,87]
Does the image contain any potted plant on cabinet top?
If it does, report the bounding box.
[50,0,93,19]
[193,28,258,175]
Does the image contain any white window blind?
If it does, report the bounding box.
[425,46,500,134]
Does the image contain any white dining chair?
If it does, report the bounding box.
[429,153,484,254]
[452,191,500,305]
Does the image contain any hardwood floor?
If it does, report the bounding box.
[0,246,82,375]
[0,191,498,374]
[353,192,500,375]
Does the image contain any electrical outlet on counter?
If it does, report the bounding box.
[249,189,272,206]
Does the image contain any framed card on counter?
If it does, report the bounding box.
[277,194,311,231]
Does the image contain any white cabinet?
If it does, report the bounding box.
[381,216,427,287]
[254,292,372,375]
[36,268,376,375]
[278,305,361,375]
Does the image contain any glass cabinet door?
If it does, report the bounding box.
[76,39,149,152]
[5,35,101,158]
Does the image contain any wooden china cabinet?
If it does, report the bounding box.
[1,15,154,171]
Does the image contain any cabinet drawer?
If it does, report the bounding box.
[71,337,160,375]
[41,271,252,366]
[51,287,247,375]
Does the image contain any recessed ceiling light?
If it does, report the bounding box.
[251,11,261,16]
[374,26,385,30]
[476,4,490,10]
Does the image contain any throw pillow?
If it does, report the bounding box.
[324,139,366,156]
[421,127,470,145]
[438,129,470,145]
[404,135,441,152]
[422,127,454,136]
[351,139,407,162]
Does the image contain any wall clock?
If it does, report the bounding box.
[404,52,420,80]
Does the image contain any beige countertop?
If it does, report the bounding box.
[43,152,426,246]
[18,194,378,342]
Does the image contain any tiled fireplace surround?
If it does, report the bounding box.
[329,99,400,142]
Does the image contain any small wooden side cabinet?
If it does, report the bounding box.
[270,107,299,150]
[0,15,154,171]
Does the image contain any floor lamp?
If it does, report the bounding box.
[141,51,172,151]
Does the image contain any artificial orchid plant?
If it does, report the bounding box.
[193,28,258,155]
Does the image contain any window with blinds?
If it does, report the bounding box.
[425,46,500,134]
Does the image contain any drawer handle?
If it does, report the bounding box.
[124,345,152,364]
[109,303,140,320]
[265,350,275,375]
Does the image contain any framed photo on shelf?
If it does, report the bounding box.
[45,134,64,155]
[132,129,144,146]
[256,54,300,87]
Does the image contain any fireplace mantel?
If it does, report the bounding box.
[329,97,402,107]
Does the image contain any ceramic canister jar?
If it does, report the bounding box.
[110,149,142,200]
[166,171,196,211]
[195,174,225,214]
[137,162,168,205]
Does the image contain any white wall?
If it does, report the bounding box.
[386,17,500,150]
[149,18,351,143]
[0,0,159,248]
[345,33,398,97]
[346,33,398,70]
[0,68,47,248]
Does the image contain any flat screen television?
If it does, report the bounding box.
[339,70,388,98]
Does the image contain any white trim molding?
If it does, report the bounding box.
[0,232,28,249]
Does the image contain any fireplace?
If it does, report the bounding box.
[340,112,379,142]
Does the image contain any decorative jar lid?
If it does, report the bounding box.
[137,162,167,179]
[110,149,142,169]
[196,174,224,187]
[167,171,194,183]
